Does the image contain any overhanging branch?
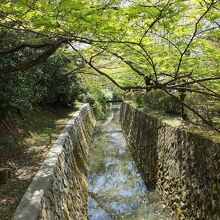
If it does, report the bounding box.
[0,38,67,75]
[0,42,55,55]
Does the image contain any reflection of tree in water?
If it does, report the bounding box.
[88,106,177,220]
[89,126,146,217]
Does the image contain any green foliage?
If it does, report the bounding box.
[143,90,181,115]
[93,100,105,117]
[0,51,83,117]
[40,73,82,107]
[112,88,123,101]
[185,93,220,125]
[125,91,145,105]
[211,103,220,116]
[81,73,115,117]
[0,0,220,129]
[142,90,168,109]
[84,89,112,117]
[35,53,83,106]
[0,73,40,115]
[128,90,220,128]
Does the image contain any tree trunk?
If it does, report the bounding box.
[0,168,12,184]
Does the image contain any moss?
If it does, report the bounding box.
[184,127,220,144]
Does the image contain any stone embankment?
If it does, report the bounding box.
[120,101,220,220]
[14,104,96,220]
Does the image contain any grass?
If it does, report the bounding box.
[0,102,82,219]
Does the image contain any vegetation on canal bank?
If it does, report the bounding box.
[0,103,83,220]
[125,90,220,131]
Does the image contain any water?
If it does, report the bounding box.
[88,104,177,220]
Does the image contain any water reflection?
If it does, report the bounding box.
[88,105,176,220]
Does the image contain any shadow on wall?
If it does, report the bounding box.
[120,102,159,190]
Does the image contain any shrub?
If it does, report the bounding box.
[0,51,84,118]
[142,89,181,115]
[184,93,220,125]
[39,73,83,107]
[0,72,40,117]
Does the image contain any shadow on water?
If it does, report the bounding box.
[88,104,177,220]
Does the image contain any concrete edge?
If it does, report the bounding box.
[13,103,92,220]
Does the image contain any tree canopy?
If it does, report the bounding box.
[0,0,220,128]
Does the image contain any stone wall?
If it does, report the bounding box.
[14,104,96,220]
[120,101,220,220]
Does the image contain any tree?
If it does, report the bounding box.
[1,0,220,129]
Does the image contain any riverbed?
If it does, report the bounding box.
[88,104,176,220]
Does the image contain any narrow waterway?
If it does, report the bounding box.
[88,104,176,220]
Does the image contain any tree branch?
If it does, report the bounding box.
[139,0,171,44]
[138,44,158,81]
[68,43,128,91]
[168,76,220,88]
[108,51,145,76]
[0,38,67,75]
[174,0,217,78]
[168,86,220,98]
[0,42,54,55]
[163,89,219,132]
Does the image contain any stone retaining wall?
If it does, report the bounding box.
[120,101,220,220]
[14,104,96,220]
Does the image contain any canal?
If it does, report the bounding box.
[88,104,177,220]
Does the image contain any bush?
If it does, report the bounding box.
[0,72,41,117]
[210,102,220,117]
[0,51,83,118]
[184,93,220,125]
[39,73,83,107]
[126,89,181,115]
[83,89,113,118]
[125,91,145,105]
[112,89,123,101]
[159,94,182,115]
